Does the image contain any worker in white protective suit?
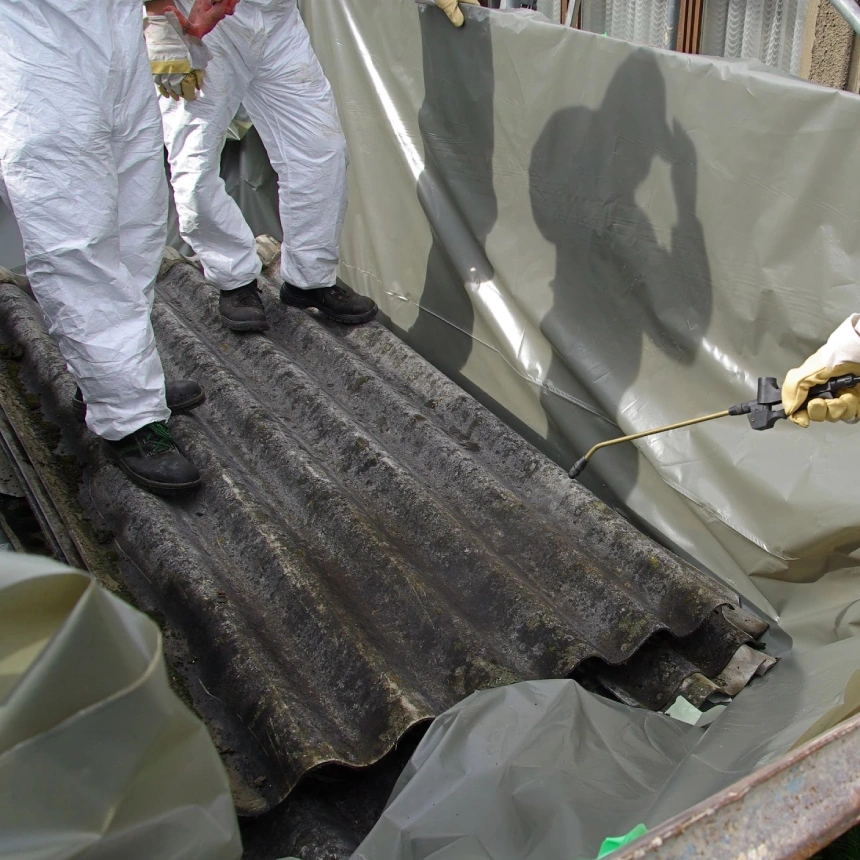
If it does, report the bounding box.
[782,315,860,426]
[0,0,234,495]
[142,0,478,332]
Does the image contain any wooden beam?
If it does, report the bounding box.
[676,0,704,54]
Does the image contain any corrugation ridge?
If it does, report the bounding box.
[146,301,569,682]
[0,286,76,411]
[589,609,752,710]
[86,465,322,778]
[292,286,739,614]
[0,277,768,808]
[150,297,655,666]
[254,275,732,620]
[260,316,728,632]
[153,274,720,652]
[158,274,717,640]
[164,421,442,734]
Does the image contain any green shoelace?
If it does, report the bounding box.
[147,422,177,455]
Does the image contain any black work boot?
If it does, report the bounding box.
[104,422,201,495]
[219,280,270,332]
[73,380,205,422]
[280,281,377,324]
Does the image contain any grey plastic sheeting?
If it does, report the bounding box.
[293,2,860,856]
[350,681,702,860]
[0,554,242,860]
[349,664,860,860]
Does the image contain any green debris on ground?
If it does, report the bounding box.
[596,824,648,858]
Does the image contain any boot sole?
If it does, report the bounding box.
[221,317,271,332]
[104,445,202,496]
[73,389,207,422]
[280,289,378,325]
[171,390,207,414]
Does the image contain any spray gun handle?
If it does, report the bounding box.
[568,373,860,481]
[806,373,860,400]
[731,374,860,431]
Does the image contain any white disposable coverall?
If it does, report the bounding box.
[158,0,348,291]
[0,0,170,439]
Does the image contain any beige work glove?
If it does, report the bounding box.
[143,12,212,101]
[782,314,860,427]
[434,0,481,27]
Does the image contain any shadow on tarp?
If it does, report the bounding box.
[388,10,715,510]
[380,5,641,510]
[404,5,495,376]
[530,51,712,502]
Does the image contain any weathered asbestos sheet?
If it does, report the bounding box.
[0,265,769,813]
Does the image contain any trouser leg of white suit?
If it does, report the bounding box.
[0,10,169,440]
[242,5,349,290]
[158,3,348,292]
[158,38,260,292]
[118,100,172,319]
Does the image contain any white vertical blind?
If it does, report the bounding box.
[700,0,809,74]
[496,0,562,20]
[580,0,809,75]
[580,0,681,49]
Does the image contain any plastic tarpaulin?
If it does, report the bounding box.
[0,554,242,860]
[350,672,860,860]
[352,681,697,860]
[293,2,860,855]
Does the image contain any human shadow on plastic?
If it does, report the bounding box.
[404,3,496,375]
[529,50,713,503]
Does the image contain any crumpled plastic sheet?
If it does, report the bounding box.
[352,681,695,860]
[350,673,860,860]
[0,554,242,860]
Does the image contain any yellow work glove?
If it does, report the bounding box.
[434,0,481,27]
[782,314,860,427]
[143,12,212,101]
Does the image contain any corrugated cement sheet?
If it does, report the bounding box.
[0,263,770,813]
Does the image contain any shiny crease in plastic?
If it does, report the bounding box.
[0,554,242,860]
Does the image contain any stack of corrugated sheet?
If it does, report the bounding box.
[0,260,773,815]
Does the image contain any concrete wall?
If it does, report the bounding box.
[802,0,858,90]
[810,0,854,86]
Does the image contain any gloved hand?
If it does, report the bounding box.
[434,0,481,27]
[782,314,860,427]
[143,11,212,101]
